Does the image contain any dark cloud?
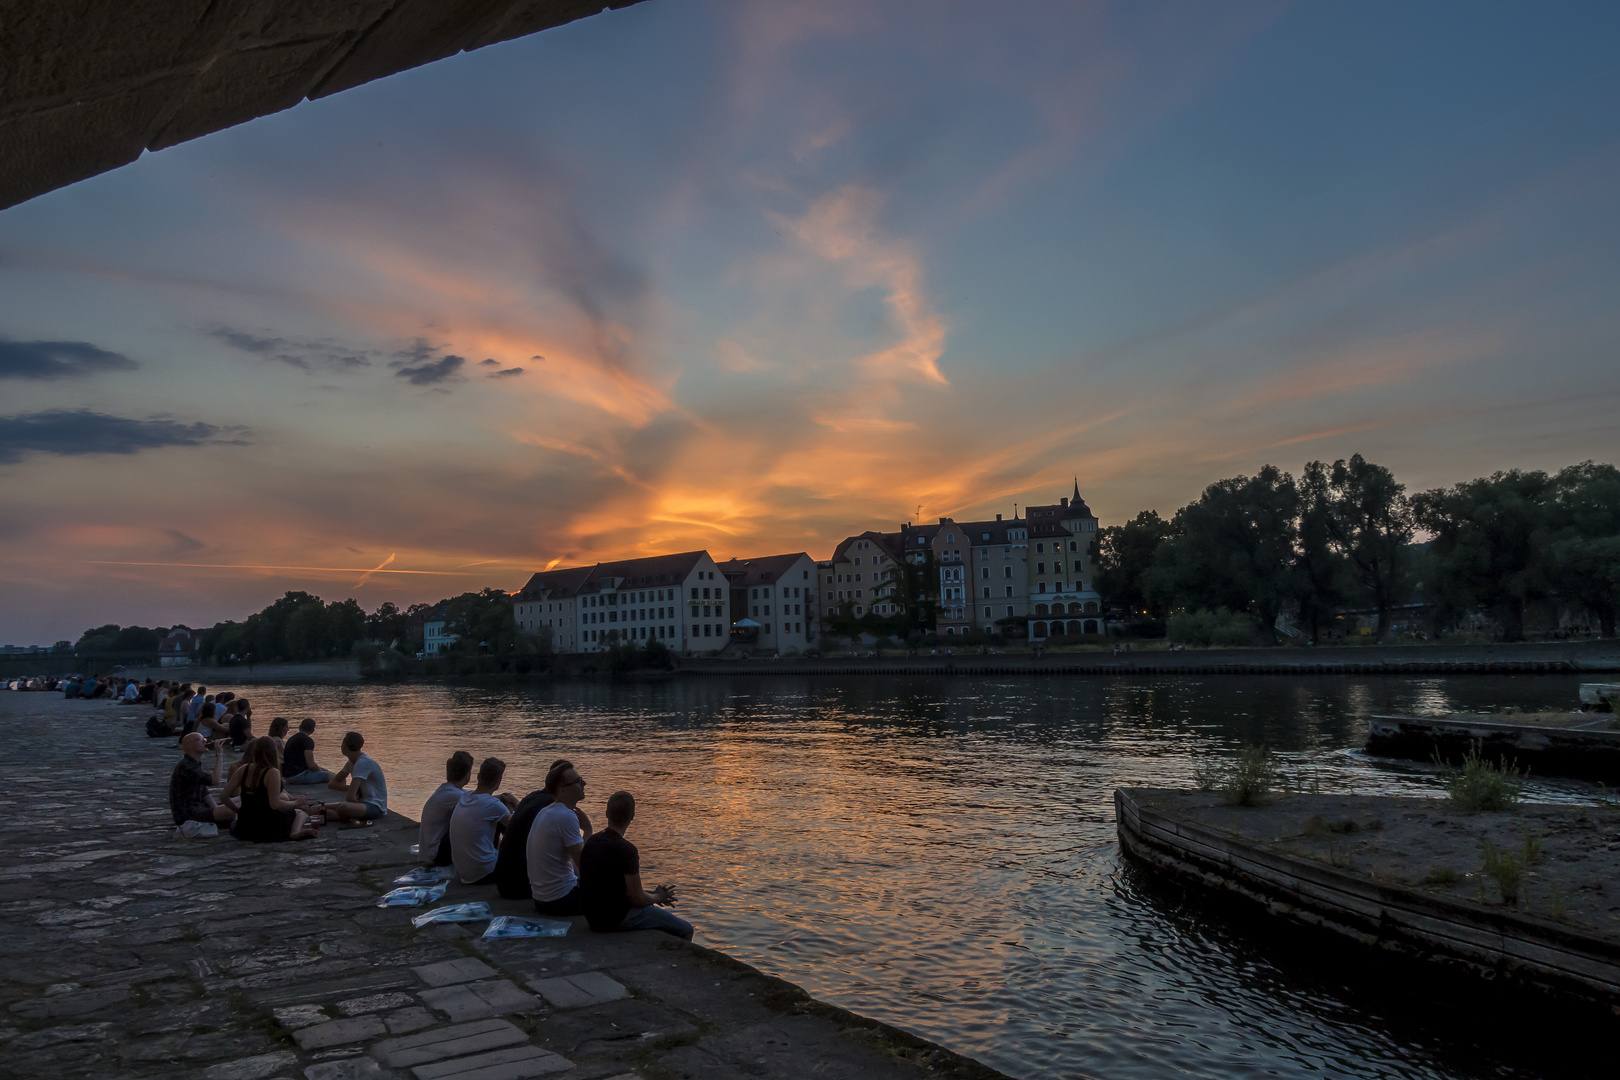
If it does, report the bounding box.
[0,410,246,463]
[0,338,138,380]
[210,327,371,371]
[481,358,499,366]
[392,349,465,386]
[165,530,205,554]
[489,367,524,377]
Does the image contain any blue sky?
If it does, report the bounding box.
[2,0,1617,642]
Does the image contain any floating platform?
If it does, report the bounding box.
[1114,788,1620,1011]
[1366,713,1620,782]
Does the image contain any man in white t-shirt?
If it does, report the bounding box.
[449,757,518,884]
[326,731,388,821]
[527,761,593,915]
[419,751,474,866]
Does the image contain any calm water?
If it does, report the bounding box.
[243,674,1609,1080]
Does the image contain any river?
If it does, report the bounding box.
[240,673,1608,1080]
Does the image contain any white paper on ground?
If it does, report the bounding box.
[394,866,453,885]
[483,915,571,938]
[411,901,493,927]
[376,881,449,907]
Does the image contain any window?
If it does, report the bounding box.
[1036,542,1044,553]
[690,587,697,600]
[1037,563,1046,574]
[982,533,990,541]
[1005,586,1013,597]
[1070,541,1078,551]
[983,587,991,598]
[981,566,989,579]
[854,557,861,565]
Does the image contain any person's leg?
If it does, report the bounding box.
[290,809,315,839]
[432,834,453,866]
[325,800,369,822]
[533,886,583,917]
[617,904,694,941]
[208,800,237,823]
[284,769,332,785]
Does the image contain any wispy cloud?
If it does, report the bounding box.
[0,338,137,380]
[0,410,246,463]
[209,327,372,372]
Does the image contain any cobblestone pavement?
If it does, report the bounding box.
[0,693,1007,1080]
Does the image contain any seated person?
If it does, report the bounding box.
[581,790,693,941]
[449,757,519,884]
[186,686,209,728]
[122,679,140,703]
[420,751,475,866]
[526,762,593,916]
[493,758,570,899]
[193,694,231,738]
[267,716,289,762]
[281,718,331,784]
[222,736,319,842]
[227,698,254,748]
[169,733,237,828]
[138,678,156,704]
[325,731,388,822]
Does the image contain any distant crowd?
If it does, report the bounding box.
[49,676,691,941]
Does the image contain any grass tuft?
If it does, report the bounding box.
[1424,865,1463,886]
[1481,837,1523,905]
[1436,741,1523,812]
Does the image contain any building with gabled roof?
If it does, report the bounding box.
[718,552,819,652]
[512,550,730,654]
[1024,479,1104,639]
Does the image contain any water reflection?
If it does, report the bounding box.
[244,674,1608,1080]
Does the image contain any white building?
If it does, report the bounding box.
[718,552,819,653]
[512,550,733,655]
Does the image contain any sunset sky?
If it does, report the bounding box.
[3,1,1619,643]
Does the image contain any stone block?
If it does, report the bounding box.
[293,1013,389,1050]
[413,957,498,987]
[562,970,627,1003]
[338,991,417,1016]
[386,1006,439,1034]
[274,1004,330,1029]
[373,1018,529,1068]
[409,1043,574,1079]
[304,1057,386,1080]
[203,1050,300,1080]
[420,980,541,1022]
[526,971,627,1010]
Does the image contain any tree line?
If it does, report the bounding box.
[75,587,540,665]
[1093,456,1620,643]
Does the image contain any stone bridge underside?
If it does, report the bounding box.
[0,0,647,211]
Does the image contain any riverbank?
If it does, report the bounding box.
[0,692,1011,1080]
[1115,788,1620,1011]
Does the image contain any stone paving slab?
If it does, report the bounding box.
[419,980,541,1022]
[0,692,1009,1080]
[409,1043,574,1079]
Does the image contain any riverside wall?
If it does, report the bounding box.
[0,691,1010,1080]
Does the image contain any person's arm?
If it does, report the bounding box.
[497,792,519,811]
[221,763,244,799]
[209,746,224,786]
[328,759,353,791]
[265,768,296,809]
[565,841,584,871]
[622,871,674,908]
[574,806,594,840]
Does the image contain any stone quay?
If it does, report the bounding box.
[0,691,1009,1080]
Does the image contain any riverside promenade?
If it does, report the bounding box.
[0,693,1008,1080]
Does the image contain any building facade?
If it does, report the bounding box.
[718,553,819,652]
[512,550,732,655]
[1025,481,1104,639]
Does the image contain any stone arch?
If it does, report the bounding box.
[1085,620,1099,634]
[1032,621,1048,638]
[1034,604,1049,616]
[1084,601,1099,615]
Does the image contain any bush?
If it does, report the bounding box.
[1438,741,1523,812]
[1167,609,1260,648]
[1481,838,1523,904]
[1111,619,1167,639]
[352,640,411,678]
[1194,745,1278,807]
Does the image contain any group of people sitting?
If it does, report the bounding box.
[167,706,390,843]
[418,753,691,941]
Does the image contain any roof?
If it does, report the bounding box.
[514,550,714,600]
[718,552,811,586]
[830,529,909,563]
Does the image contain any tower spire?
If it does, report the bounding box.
[1073,477,1081,503]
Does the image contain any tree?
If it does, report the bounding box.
[324,598,367,656]
[1547,461,1620,637]
[1150,465,1301,642]
[1412,470,1553,641]
[1319,453,1413,642]
[366,601,410,648]
[1092,510,1179,618]
[443,589,518,655]
[1295,461,1348,644]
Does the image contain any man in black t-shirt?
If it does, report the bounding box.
[492,758,573,899]
[578,791,692,940]
[282,718,331,784]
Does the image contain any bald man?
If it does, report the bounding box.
[169,732,237,828]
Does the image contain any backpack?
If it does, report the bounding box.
[146,715,170,738]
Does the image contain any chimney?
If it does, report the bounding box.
[1061,497,1069,508]
[939,516,947,524]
